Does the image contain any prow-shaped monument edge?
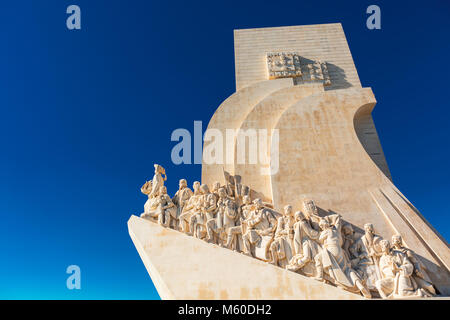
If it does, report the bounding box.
[128,215,364,300]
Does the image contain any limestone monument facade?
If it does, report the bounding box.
[128,23,450,299]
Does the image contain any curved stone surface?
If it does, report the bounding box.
[271,88,380,216]
[202,78,293,187]
[233,84,324,202]
[354,102,392,180]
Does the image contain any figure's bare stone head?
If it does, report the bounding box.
[295,211,306,221]
[380,239,390,253]
[179,179,187,189]
[242,195,251,205]
[284,205,293,216]
[200,184,210,194]
[303,199,318,217]
[392,234,403,248]
[342,223,354,236]
[364,223,374,235]
[193,181,201,193]
[154,164,165,175]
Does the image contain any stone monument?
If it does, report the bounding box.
[128,23,450,299]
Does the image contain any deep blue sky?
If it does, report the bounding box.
[0,0,449,299]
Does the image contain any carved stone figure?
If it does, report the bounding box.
[141,185,175,226]
[315,217,371,298]
[223,171,237,199]
[391,235,436,296]
[189,184,216,239]
[287,199,324,275]
[188,184,206,239]
[149,164,167,198]
[221,193,238,247]
[140,181,160,220]
[140,164,168,220]
[224,195,253,250]
[206,188,228,244]
[376,239,426,298]
[178,181,201,234]
[156,186,176,227]
[341,223,355,262]
[242,199,277,260]
[301,199,322,230]
[209,188,238,246]
[211,181,221,200]
[269,205,295,268]
[171,179,193,230]
[287,210,321,277]
[240,195,253,221]
[349,223,382,291]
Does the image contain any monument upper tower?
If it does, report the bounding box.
[234,23,361,91]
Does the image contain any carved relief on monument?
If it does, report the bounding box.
[266,52,302,79]
[137,164,438,299]
[307,60,331,85]
[266,52,331,86]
